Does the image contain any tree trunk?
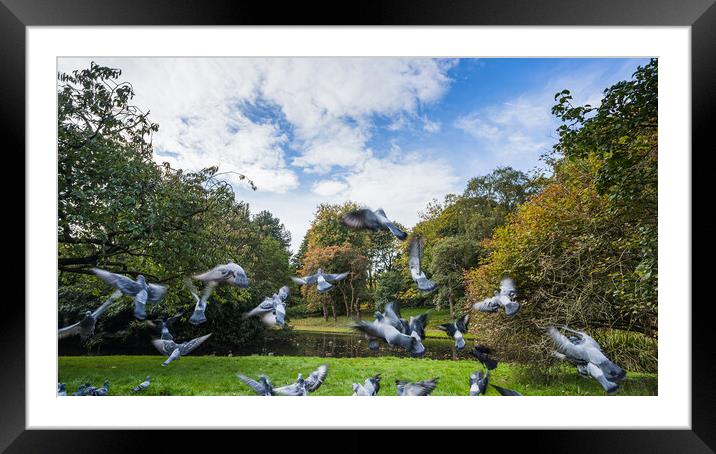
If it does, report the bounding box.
[331,302,337,321]
[322,301,328,321]
[448,292,454,318]
[355,297,361,320]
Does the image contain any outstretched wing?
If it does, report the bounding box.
[277,286,290,302]
[408,235,424,276]
[473,297,500,313]
[491,384,523,396]
[304,364,328,393]
[193,265,233,282]
[324,272,349,282]
[237,374,269,395]
[350,321,385,339]
[147,284,167,303]
[58,322,81,339]
[91,290,123,318]
[437,322,456,336]
[151,338,180,356]
[409,313,429,339]
[547,327,587,363]
[91,268,141,295]
[244,298,277,317]
[178,333,212,355]
[342,209,379,229]
[455,314,470,333]
[406,378,439,396]
[383,301,404,328]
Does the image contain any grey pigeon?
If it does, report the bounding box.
[194,262,249,288]
[437,314,470,350]
[92,268,167,320]
[351,319,426,357]
[274,373,308,396]
[304,364,329,393]
[491,383,523,396]
[132,376,151,393]
[237,374,275,396]
[149,312,183,341]
[382,302,411,335]
[243,286,290,328]
[396,378,438,396]
[291,269,349,293]
[72,383,93,396]
[152,333,212,366]
[469,371,489,396]
[89,380,110,396]
[57,383,67,396]
[342,208,408,240]
[185,277,218,325]
[58,290,122,340]
[408,235,437,292]
[548,325,626,394]
[353,374,382,396]
[408,312,429,340]
[472,277,520,317]
[470,344,498,370]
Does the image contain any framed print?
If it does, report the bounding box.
[7,0,711,451]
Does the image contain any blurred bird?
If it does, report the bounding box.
[132,376,151,393]
[341,208,407,240]
[243,286,290,328]
[353,374,382,396]
[291,269,349,293]
[185,278,218,326]
[408,234,437,292]
[408,312,429,341]
[89,380,110,396]
[193,262,249,288]
[472,277,520,317]
[58,290,122,340]
[57,383,67,396]
[237,374,275,396]
[491,384,523,396]
[396,378,439,396]
[351,319,426,357]
[437,314,470,351]
[92,268,167,320]
[470,344,499,370]
[469,371,489,396]
[72,383,93,396]
[152,333,212,366]
[147,312,183,341]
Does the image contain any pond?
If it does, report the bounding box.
[59,329,471,360]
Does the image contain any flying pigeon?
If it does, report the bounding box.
[408,312,429,341]
[243,286,290,328]
[472,277,520,317]
[57,383,67,396]
[184,277,218,325]
[274,374,308,396]
[469,371,489,396]
[353,374,382,396]
[58,290,122,340]
[148,312,183,341]
[470,344,499,370]
[303,364,329,393]
[237,374,275,396]
[152,333,212,366]
[342,208,408,240]
[491,384,523,396]
[132,376,151,393]
[437,314,470,350]
[548,325,626,394]
[351,319,426,357]
[382,301,411,335]
[408,234,437,292]
[291,269,349,293]
[396,378,439,396]
[193,262,249,288]
[92,268,167,320]
[88,380,110,396]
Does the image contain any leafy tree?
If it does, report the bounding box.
[429,236,480,317]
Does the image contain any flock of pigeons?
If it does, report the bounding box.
[57,207,627,396]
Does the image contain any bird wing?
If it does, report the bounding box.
[342,209,379,229]
[193,265,233,282]
[166,312,184,326]
[277,286,290,301]
[406,378,438,396]
[455,314,470,333]
[547,327,587,362]
[408,235,424,277]
[304,364,328,393]
[58,322,81,339]
[244,298,276,317]
[409,313,429,339]
[298,273,319,285]
[383,302,404,326]
[147,283,168,303]
[91,290,122,318]
[91,268,141,294]
[491,384,522,396]
[228,264,249,287]
[237,374,269,395]
[178,333,212,355]
[350,321,386,340]
[324,272,349,282]
[437,323,457,337]
[151,339,180,356]
[473,297,500,312]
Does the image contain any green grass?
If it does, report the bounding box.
[58,355,657,396]
[291,307,474,339]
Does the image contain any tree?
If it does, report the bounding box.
[429,236,480,317]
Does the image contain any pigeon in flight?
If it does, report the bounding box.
[491,384,523,396]
[92,268,167,320]
[342,208,408,240]
[148,312,183,341]
[437,314,470,351]
[58,290,122,340]
[237,374,275,396]
[472,277,520,317]
[353,374,382,396]
[408,312,429,341]
[291,269,349,293]
[408,235,437,292]
[469,371,489,396]
[382,302,412,335]
[193,262,249,288]
[548,326,626,394]
[184,277,218,326]
[239,365,327,396]
[132,376,151,393]
[303,364,329,393]
[57,383,67,396]
[152,333,212,366]
[396,378,439,396]
[470,344,499,370]
[351,319,426,357]
[243,286,290,328]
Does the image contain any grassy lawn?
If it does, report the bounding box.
[290,307,475,339]
[58,355,657,396]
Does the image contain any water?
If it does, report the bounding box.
[59,329,469,360]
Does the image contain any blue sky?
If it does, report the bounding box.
[59,57,650,253]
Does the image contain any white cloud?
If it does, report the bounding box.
[311,179,349,196]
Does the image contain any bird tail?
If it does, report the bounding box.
[385,222,407,240]
[317,280,333,293]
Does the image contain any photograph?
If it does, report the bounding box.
[56,56,658,398]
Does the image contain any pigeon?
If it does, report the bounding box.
[437,314,470,350]
[291,269,349,293]
[408,312,429,341]
[148,312,183,341]
[58,290,122,340]
[243,286,290,328]
[491,384,523,396]
[193,262,249,288]
[408,235,437,292]
[396,378,439,396]
[470,344,499,370]
[469,371,489,396]
[303,364,329,393]
[382,302,411,335]
[472,277,520,317]
[362,313,385,351]
[57,383,67,396]
[274,373,308,396]
[132,376,151,393]
[237,374,275,396]
[548,326,626,394]
[353,374,382,396]
[89,380,110,396]
[152,333,212,366]
[92,268,167,320]
[72,383,93,396]
[342,208,408,240]
[351,319,426,357]
[185,277,218,326]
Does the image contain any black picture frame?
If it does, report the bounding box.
[6,0,709,451]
